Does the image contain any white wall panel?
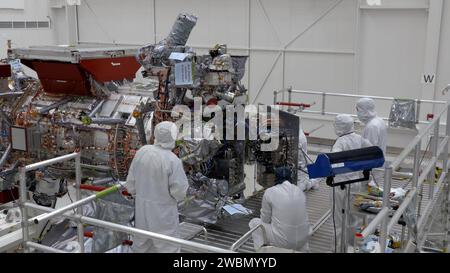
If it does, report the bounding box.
[249,0,357,106]
[0,30,55,59]
[0,0,55,59]
[0,0,25,10]
[77,0,154,44]
[359,9,427,98]
[284,52,354,92]
[249,0,283,48]
[249,51,283,105]
[286,0,356,51]
[251,0,354,50]
[0,0,47,20]
[50,6,68,45]
[357,8,432,126]
[436,1,450,101]
[155,0,249,48]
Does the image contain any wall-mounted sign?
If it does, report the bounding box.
[421,74,436,85]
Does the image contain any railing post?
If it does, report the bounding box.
[19,167,29,253]
[417,186,424,219]
[429,118,440,198]
[412,142,421,212]
[380,166,393,253]
[441,172,449,252]
[339,186,350,253]
[321,92,326,115]
[413,142,421,187]
[288,87,292,112]
[443,102,450,251]
[445,101,450,162]
[273,91,277,106]
[410,141,422,250]
[416,99,421,124]
[75,153,85,253]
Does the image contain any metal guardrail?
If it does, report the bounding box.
[379,100,449,253]
[19,152,85,253]
[230,223,267,252]
[18,153,233,253]
[26,203,231,253]
[274,88,446,125]
[359,101,450,253]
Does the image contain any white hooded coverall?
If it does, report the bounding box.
[297,127,319,191]
[249,181,310,252]
[356,98,387,155]
[356,97,388,192]
[332,114,372,252]
[126,121,189,253]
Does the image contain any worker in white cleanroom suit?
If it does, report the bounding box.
[249,167,310,252]
[125,121,189,253]
[331,114,372,252]
[356,98,387,155]
[356,97,388,190]
[297,125,320,191]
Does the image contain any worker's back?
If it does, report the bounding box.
[333,132,370,153]
[262,181,310,251]
[125,121,189,253]
[363,116,387,155]
[332,132,372,192]
[131,145,179,205]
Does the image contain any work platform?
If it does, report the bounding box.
[185,174,435,253]
[184,143,439,253]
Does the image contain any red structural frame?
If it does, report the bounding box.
[21,56,141,96]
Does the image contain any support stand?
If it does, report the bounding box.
[328,170,371,253]
[338,184,351,253]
